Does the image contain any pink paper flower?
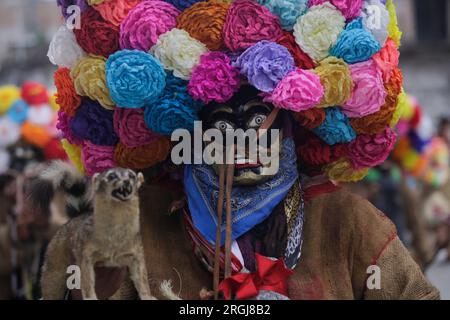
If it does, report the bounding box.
[120,0,180,51]
[308,0,363,20]
[113,108,160,148]
[264,68,324,112]
[348,126,397,170]
[188,52,241,104]
[342,59,386,118]
[223,0,283,52]
[82,141,117,176]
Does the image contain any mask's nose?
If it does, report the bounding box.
[123,180,131,188]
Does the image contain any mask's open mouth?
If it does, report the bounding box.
[111,185,133,201]
[234,155,262,177]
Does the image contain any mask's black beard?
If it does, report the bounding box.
[111,185,133,201]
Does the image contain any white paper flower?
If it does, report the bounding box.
[293,3,345,62]
[150,28,208,80]
[47,25,86,69]
[0,149,10,174]
[28,104,55,126]
[0,117,21,148]
[361,0,390,46]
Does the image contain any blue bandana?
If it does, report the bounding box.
[184,138,299,246]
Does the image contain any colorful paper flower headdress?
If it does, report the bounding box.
[49,0,404,181]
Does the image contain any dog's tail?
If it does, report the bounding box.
[27,160,92,218]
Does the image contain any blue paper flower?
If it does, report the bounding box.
[164,0,204,11]
[144,73,203,135]
[234,40,295,93]
[313,107,356,145]
[106,50,166,108]
[7,99,29,124]
[330,18,381,64]
[257,0,308,30]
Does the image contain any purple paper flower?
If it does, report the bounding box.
[234,40,295,93]
[69,98,118,146]
[57,0,89,19]
[56,110,82,145]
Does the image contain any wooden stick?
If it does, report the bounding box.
[213,164,226,299]
[224,162,235,279]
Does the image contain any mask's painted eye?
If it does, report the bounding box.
[248,114,267,128]
[107,173,118,181]
[214,120,234,131]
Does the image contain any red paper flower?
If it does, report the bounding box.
[44,138,68,160]
[21,81,49,105]
[74,8,120,58]
[297,135,347,166]
[276,31,315,70]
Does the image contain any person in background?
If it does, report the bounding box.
[0,82,68,299]
[438,118,450,147]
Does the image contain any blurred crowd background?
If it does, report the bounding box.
[0,0,450,300]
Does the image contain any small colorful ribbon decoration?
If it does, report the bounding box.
[218,254,294,300]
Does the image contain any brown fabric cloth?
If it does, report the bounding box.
[288,187,438,299]
[107,185,438,300]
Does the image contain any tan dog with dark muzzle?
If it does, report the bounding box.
[36,163,154,300]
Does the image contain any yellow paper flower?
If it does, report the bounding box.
[403,149,426,177]
[0,85,20,114]
[61,139,85,174]
[390,89,408,127]
[49,93,60,111]
[314,57,353,108]
[401,94,416,121]
[71,55,115,109]
[151,28,208,80]
[293,3,345,62]
[325,159,369,182]
[386,0,402,47]
[87,0,105,5]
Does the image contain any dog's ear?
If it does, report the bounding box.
[92,173,101,191]
[137,172,145,189]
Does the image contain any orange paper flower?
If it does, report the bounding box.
[114,137,170,170]
[385,66,403,96]
[292,108,326,129]
[93,0,141,26]
[21,122,51,148]
[54,68,82,117]
[350,93,398,135]
[177,1,229,51]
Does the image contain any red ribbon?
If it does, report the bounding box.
[218,254,294,300]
